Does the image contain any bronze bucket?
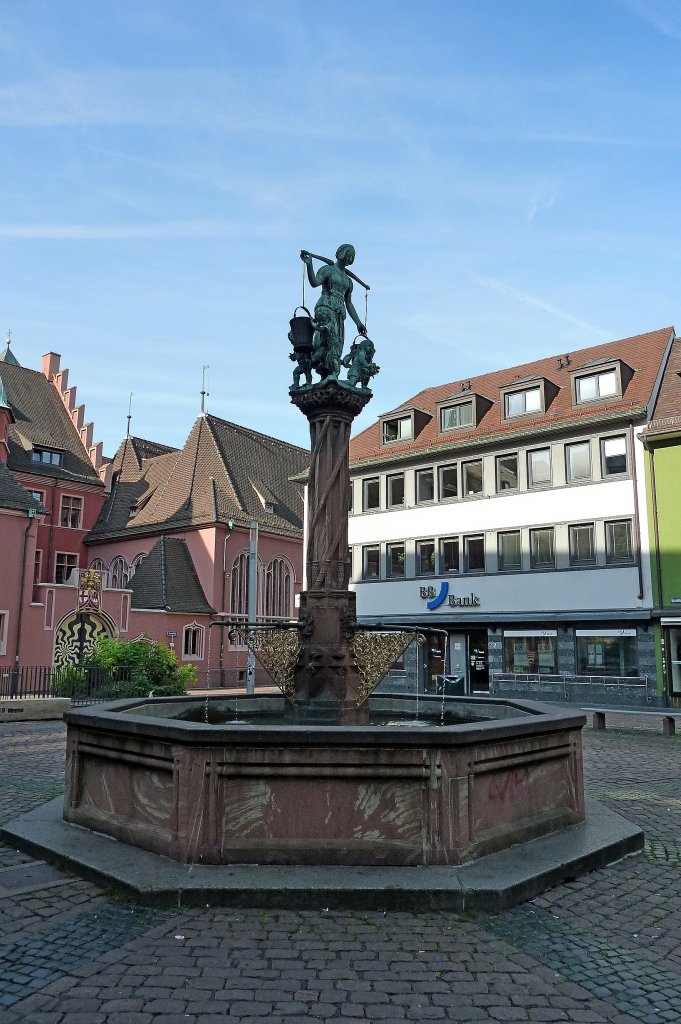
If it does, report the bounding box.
[289,306,314,352]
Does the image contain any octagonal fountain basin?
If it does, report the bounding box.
[63,693,585,868]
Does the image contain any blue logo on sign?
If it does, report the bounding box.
[427,581,449,610]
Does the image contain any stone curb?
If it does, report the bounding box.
[1,797,643,912]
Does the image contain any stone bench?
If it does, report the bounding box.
[582,706,681,737]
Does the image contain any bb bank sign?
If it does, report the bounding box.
[419,582,480,610]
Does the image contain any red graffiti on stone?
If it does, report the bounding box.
[488,767,530,802]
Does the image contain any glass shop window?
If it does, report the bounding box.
[503,632,558,675]
[575,632,638,677]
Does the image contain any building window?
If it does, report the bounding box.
[34,550,42,584]
[386,473,405,507]
[55,553,78,584]
[362,545,380,580]
[387,542,405,578]
[462,459,483,496]
[569,523,596,565]
[440,402,473,431]
[601,435,627,476]
[416,468,434,503]
[31,447,62,466]
[498,531,521,571]
[575,630,637,676]
[29,489,45,505]
[416,540,435,575]
[109,556,129,589]
[527,447,551,487]
[59,495,83,529]
[382,416,412,444]
[504,387,541,418]
[0,611,8,655]
[439,537,459,573]
[183,622,204,660]
[463,535,485,572]
[503,630,558,674]
[530,527,554,568]
[129,553,146,577]
[265,557,292,618]
[605,520,633,562]
[575,369,618,404]
[496,454,518,492]
[438,464,458,499]
[566,441,591,482]
[362,477,380,511]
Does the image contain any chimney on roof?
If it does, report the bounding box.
[41,352,61,380]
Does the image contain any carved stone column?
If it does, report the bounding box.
[290,381,372,722]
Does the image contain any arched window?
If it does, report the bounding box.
[89,558,106,573]
[230,551,264,618]
[182,622,204,660]
[109,556,129,590]
[129,552,146,578]
[265,556,293,620]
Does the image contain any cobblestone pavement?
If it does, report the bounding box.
[0,718,679,1023]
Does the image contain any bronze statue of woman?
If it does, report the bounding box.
[300,244,367,379]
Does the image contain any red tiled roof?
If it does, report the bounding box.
[350,327,674,466]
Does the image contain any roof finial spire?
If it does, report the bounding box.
[126,392,134,437]
[200,364,209,416]
[0,328,20,365]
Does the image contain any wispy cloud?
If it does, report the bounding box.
[613,0,681,42]
[0,220,276,240]
[469,273,612,338]
[527,193,556,223]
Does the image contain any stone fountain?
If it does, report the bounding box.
[2,246,643,905]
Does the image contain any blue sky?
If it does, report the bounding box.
[2,0,681,454]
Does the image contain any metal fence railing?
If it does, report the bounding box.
[0,665,133,705]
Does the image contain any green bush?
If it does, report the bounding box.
[91,636,195,695]
[57,636,197,700]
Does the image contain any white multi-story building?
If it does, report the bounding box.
[348,327,676,701]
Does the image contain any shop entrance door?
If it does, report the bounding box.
[448,634,468,689]
[468,629,489,692]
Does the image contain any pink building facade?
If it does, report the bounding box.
[0,342,307,686]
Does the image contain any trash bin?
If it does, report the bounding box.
[436,674,466,696]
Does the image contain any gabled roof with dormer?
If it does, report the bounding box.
[350,327,675,467]
[0,362,103,485]
[87,414,308,542]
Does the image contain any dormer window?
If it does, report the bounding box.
[575,368,617,403]
[31,447,62,466]
[571,359,631,406]
[504,386,541,418]
[382,415,412,444]
[439,401,473,431]
[436,392,491,434]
